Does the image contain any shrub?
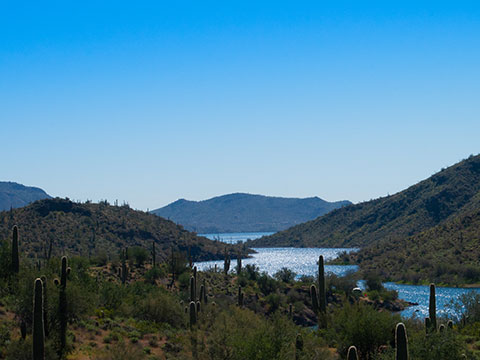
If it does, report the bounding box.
[273,267,297,283]
[327,300,401,358]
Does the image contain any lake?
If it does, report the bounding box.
[196,232,480,319]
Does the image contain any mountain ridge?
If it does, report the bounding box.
[152,193,351,233]
[249,154,480,248]
[0,181,51,211]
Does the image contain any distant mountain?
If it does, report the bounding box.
[0,198,240,261]
[249,154,480,284]
[151,193,351,233]
[0,181,51,211]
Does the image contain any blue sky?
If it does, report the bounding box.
[1,1,479,210]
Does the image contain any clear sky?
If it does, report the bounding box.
[1,1,479,210]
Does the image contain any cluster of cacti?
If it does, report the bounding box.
[346,322,409,360]
[311,255,327,327]
[12,225,19,273]
[33,278,45,360]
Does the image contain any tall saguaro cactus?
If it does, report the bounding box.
[318,255,326,313]
[12,225,19,273]
[190,276,196,302]
[237,256,242,275]
[202,278,208,304]
[238,286,244,307]
[429,283,437,331]
[40,275,49,337]
[59,256,68,355]
[224,248,231,275]
[395,322,409,360]
[33,278,45,360]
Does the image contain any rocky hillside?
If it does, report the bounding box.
[152,193,350,233]
[0,198,239,262]
[250,154,480,248]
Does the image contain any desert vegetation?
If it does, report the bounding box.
[1,226,479,359]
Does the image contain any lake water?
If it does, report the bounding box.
[196,232,480,319]
[195,247,359,278]
[199,232,274,244]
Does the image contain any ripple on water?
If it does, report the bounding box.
[195,247,359,278]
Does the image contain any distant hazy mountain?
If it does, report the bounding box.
[151,193,351,233]
[0,181,51,211]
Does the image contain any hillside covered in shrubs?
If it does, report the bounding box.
[0,198,240,263]
[250,154,480,284]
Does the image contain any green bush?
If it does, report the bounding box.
[273,267,297,283]
[327,300,401,359]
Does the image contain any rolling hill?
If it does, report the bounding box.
[151,193,351,233]
[0,181,51,211]
[249,154,480,284]
[0,198,239,262]
[250,154,480,248]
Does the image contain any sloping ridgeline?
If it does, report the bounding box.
[249,154,480,284]
[0,181,51,211]
[0,198,239,261]
[152,193,351,233]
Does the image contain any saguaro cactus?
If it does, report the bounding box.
[318,255,326,313]
[12,225,19,273]
[189,301,197,328]
[347,346,359,360]
[238,286,244,307]
[395,322,409,360]
[193,266,197,300]
[202,278,208,304]
[425,317,431,334]
[429,283,437,331]
[33,278,45,360]
[199,284,205,304]
[224,247,231,274]
[40,275,48,337]
[190,276,196,302]
[237,256,242,275]
[59,256,68,355]
[295,333,303,360]
[310,284,319,313]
